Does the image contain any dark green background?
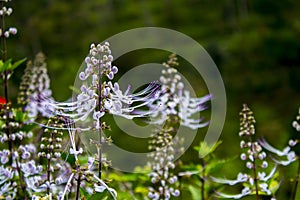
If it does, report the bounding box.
[1,0,300,198]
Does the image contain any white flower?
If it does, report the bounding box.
[260,183,271,195]
[216,187,251,199]
[8,27,17,35]
[259,138,291,156]
[94,184,106,193]
[37,43,159,130]
[259,138,297,166]
[211,173,248,186]
[258,166,277,181]
[70,147,83,156]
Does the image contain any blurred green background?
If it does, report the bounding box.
[2,0,300,198]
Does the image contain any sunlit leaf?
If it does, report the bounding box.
[188,185,202,200]
[194,141,222,158]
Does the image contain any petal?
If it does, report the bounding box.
[259,138,290,156]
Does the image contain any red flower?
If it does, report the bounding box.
[0,97,6,109]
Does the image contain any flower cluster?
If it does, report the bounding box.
[31,42,159,199]
[34,117,72,197]
[0,105,44,199]
[257,108,300,166]
[0,3,17,39]
[147,54,211,129]
[57,124,117,200]
[212,104,278,199]
[18,53,53,119]
[147,54,210,200]
[148,125,181,200]
[40,42,158,128]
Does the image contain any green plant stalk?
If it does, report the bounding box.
[1,3,27,198]
[75,172,81,200]
[1,1,13,166]
[200,160,206,200]
[46,130,54,195]
[291,159,300,200]
[250,136,260,200]
[46,157,51,194]
[15,157,28,200]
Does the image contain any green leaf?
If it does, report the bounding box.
[80,188,91,198]
[269,179,280,193]
[88,191,109,200]
[0,120,4,132]
[78,154,89,165]
[206,156,237,174]
[188,185,202,200]
[13,108,26,122]
[0,59,12,73]
[8,58,26,71]
[61,152,75,165]
[194,141,222,158]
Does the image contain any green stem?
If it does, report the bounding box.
[15,157,28,200]
[1,1,7,62]
[1,0,13,167]
[46,157,51,194]
[75,172,81,200]
[291,159,300,200]
[201,160,206,200]
[250,137,260,200]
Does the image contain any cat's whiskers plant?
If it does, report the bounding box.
[36,116,70,197]
[0,1,36,199]
[291,108,300,200]
[178,141,225,200]
[18,52,53,119]
[146,54,211,129]
[212,104,279,199]
[58,118,117,200]
[148,122,181,200]
[258,138,297,166]
[147,54,210,200]
[258,108,300,200]
[0,0,17,166]
[35,42,159,198]
[0,104,45,199]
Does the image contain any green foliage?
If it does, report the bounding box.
[88,191,110,200]
[0,58,26,73]
[0,1,300,199]
[194,141,222,158]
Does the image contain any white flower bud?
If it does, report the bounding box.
[293,121,298,128]
[6,8,12,16]
[173,189,180,197]
[240,140,246,148]
[8,27,17,35]
[258,152,266,160]
[248,154,254,162]
[4,31,9,38]
[261,161,268,168]
[289,139,297,147]
[240,153,247,160]
[246,162,253,169]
